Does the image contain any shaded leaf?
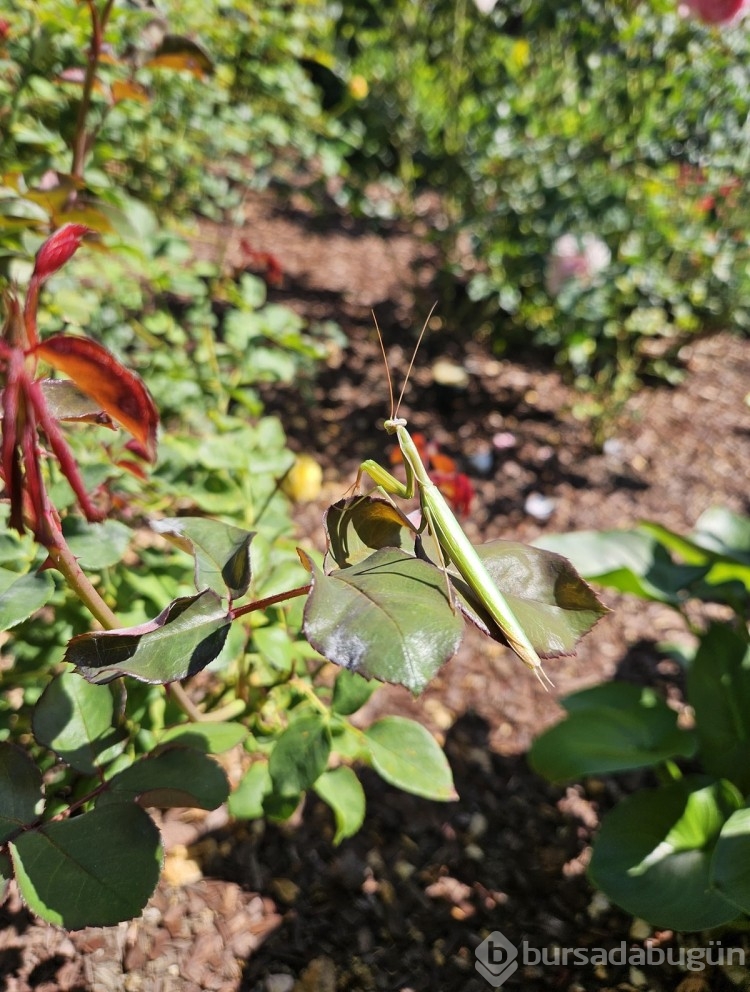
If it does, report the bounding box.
[365,717,456,801]
[98,748,229,810]
[302,548,464,694]
[11,804,162,929]
[687,624,750,794]
[325,496,416,569]
[32,672,126,774]
[0,852,11,903]
[67,589,231,684]
[0,744,43,844]
[34,333,158,461]
[331,669,378,716]
[151,517,254,599]
[589,778,742,930]
[0,568,54,629]
[529,682,696,783]
[644,515,750,600]
[314,766,366,843]
[268,714,331,801]
[62,516,131,570]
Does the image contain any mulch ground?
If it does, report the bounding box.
[2,191,749,992]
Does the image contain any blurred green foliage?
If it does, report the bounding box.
[328,0,750,390]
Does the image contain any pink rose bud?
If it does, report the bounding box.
[32,224,92,282]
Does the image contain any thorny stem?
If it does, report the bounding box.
[45,530,119,629]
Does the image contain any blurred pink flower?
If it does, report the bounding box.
[679,0,748,23]
[545,233,611,297]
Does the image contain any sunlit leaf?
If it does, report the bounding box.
[589,778,742,930]
[151,517,254,599]
[302,548,463,693]
[364,717,456,801]
[324,495,416,568]
[62,516,131,570]
[38,379,115,427]
[229,762,271,820]
[67,590,231,684]
[157,721,248,754]
[0,568,54,629]
[34,333,158,461]
[534,529,708,603]
[423,535,609,657]
[314,766,366,843]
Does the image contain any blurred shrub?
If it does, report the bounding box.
[0,0,347,222]
[330,0,750,388]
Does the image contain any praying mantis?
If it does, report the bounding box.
[355,312,553,688]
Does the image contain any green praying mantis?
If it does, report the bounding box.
[355,311,553,689]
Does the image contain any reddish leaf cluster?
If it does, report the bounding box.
[390,432,474,517]
[0,226,159,542]
[237,238,284,287]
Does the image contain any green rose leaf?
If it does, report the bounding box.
[302,548,464,694]
[11,804,162,929]
[67,589,231,684]
[98,747,229,810]
[364,716,456,801]
[314,766,366,844]
[152,516,255,599]
[32,672,126,774]
[0,743,44,844]
[0,568,54,630]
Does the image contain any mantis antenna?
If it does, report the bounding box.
[372,302,439,421]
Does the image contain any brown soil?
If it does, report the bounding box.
[3,192,749,992]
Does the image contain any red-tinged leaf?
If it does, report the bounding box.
[32,224,92,282]
[124,438,151,461]
[145,35,214,78]
[114,459,148,480]
[67,589,231,685]
[111,80,150,105]
[33,334,158,461]
[430,451,457,474]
